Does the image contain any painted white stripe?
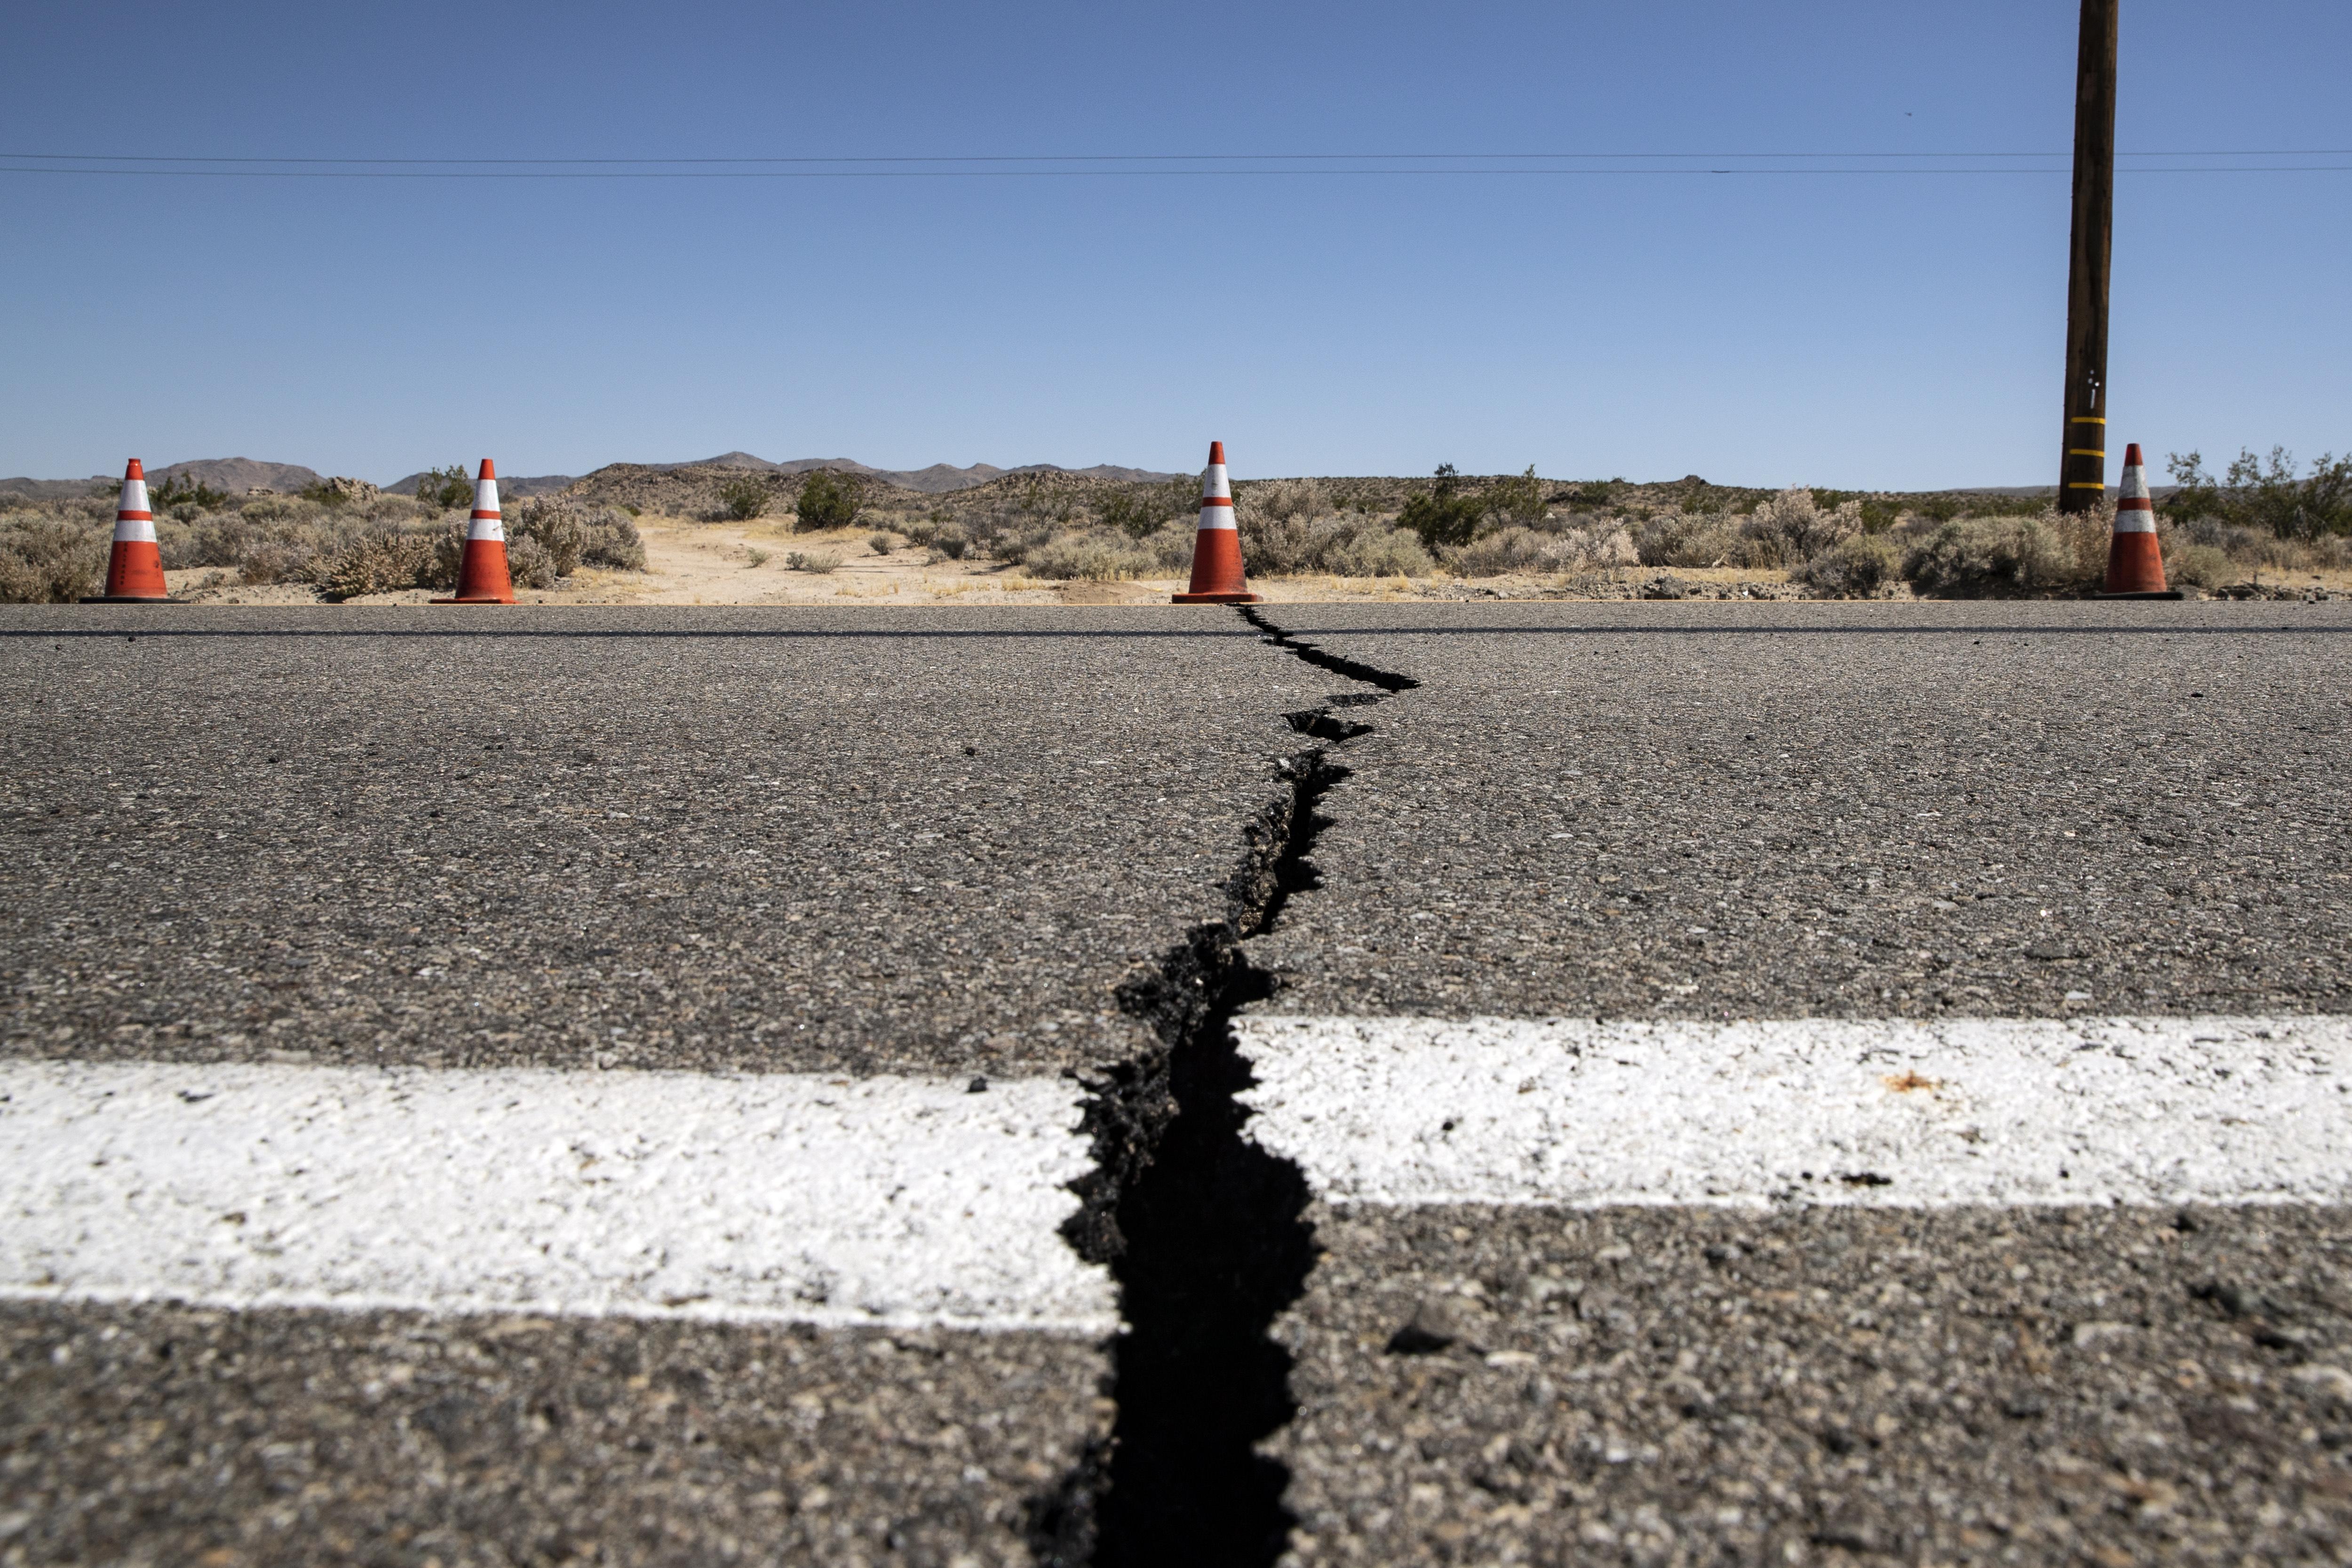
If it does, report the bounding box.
[2114,515,2156,533]
[1237,1014,2352,1209]
[0,1060,1112,1333]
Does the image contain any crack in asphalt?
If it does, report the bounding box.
[1027,609,1419,1567]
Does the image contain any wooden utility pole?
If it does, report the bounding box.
[2058,0,2119,513]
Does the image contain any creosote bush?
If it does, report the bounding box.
[794,470,864,531]
[715,475,771,521]
[786,549,843,573]
[1398,464,1488,549]
[414,465,474,511]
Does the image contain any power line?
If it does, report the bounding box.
[4,148,2348,164]
[1,163,2345,179]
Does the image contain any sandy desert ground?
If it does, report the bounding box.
[159,514,1815,607]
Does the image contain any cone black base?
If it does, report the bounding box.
[79,596,182,604]
[2094,590,2185,600]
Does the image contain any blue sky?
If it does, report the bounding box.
[3,1,2344,488]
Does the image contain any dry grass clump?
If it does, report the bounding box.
[1024,533,1161,581]
[1235,482,1436,578]
[0,487,650,603]
[0,510,108,602]
[786,549,843,573]
[1895,507,2109,597]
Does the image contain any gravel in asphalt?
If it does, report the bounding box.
[1243,601,2352,1021]
[1223,601,2352,1567]
[3,1302,1104,1568]
[1271,1202,2352,1566]
[0,603,1335,1568]
[0,605,1315,1078]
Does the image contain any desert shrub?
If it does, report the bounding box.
[923,522,969,562]
[1797,533,1902,597]
[1740,487,1863,567]
[794,470,864,531]
[1240,509,1434,578]
[2167,447,2352,541]
[150,474,228,511]
[1144,523,1199,573]
[580,508,646,570]
[1900,509,2105,597]
[746,548,771,568]
[237,494,304,523]
[1486,466,1546,529]
[0,513,106,602]
[1099,479,1195,538]
[2162,541,2233,588]
[1398,464,1488,549]
[414,465,474,511]
[506,533,556,590]
[1449,526,1576,576]
[1325,526,1435,578]
[786,549,843,573]
[1026,531,1158,581]
[510,499,586,577]
[1634,511,1744,568]
[715,475,771,521]
[1243,478,1332,526]
[1557,479,1623,512]
[867,531,898,556]
[319,530,441,601]
[239,542,315,586]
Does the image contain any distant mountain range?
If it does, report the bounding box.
[620,453,1185,493]
[0,453,1185,502]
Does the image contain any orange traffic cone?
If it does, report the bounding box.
[80,459,173,603]
[1171,441,1260,604]
[2099,443,2180,598]
[430,459,516,604]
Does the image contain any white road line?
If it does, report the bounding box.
[0,1060,1113,1333]
[1236,1014,2352,1209]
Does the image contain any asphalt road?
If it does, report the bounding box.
[5,599,2351,1567]
[1239,601,2352,1566]
[0,605,1323,1568]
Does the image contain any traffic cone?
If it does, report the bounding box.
[2099,443,2180,598]
[1171,441,1260,605]
[429,459,516,604]
[79,459,172,603]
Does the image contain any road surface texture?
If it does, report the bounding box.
[3,599,2350,1568]
[0,605,1335,1567]
[1232,602,2352,1567]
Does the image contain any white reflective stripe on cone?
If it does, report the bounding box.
[111,513,158,544]
[116,478,149,517]
[466,514,506,541]
[1195,509,1239,530]
[2118,467,2152,501]
[2113,514,2157,533]
[473,477,501,516]
[1200,463,1231,501]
